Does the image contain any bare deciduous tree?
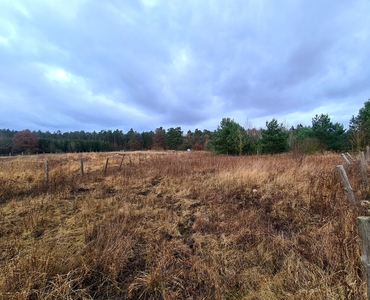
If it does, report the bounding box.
[13,130,39,153]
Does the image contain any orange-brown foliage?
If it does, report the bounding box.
[193,143,203,151]
[13,129,39,153]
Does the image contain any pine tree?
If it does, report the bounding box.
[211,118,250,155]
[261,118,289,154]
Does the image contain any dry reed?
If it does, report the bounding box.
[0,151,367,299]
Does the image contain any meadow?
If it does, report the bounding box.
[0,151,368,299]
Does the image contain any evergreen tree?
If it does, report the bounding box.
[312,114,347,151]
[288,125,319,154]
[126,129,143,151]
[261,118,289,154]
[311,114,332,151]
[152,127,167,150]
[349,99,370,150]
[141,131,154,150]
[211,118,250,155]
[165,127,183,150]
[0,129,14,154]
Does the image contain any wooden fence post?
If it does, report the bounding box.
[80,159,84,177]
[358,216,370,300]
[347,152,356,162]
[367,146,370,162]
[119,156,124,170]
[360,151,369,188]
[341,153,351,165]
[104,158,109,174]
[336,164,356,206]
[45,160,49,183]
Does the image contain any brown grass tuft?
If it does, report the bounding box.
[0,151,367,299]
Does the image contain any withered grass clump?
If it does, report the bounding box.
[0,151,367,299]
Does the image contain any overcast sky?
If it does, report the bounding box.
[1,0,369,133]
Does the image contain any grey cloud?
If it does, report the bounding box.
[275,38,333,88]
[1,0,370,133]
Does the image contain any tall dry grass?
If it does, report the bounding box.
[0,151,368,299]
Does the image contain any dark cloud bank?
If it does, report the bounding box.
[0,0,369,133]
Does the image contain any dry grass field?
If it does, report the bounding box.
[0,151,368,299]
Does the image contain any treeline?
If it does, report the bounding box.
[207,113,349,155]
[0,127,213,155]
[207,100,370,155]
[1,100,369,155]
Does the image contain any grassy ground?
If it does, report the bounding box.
[0,151,368,299]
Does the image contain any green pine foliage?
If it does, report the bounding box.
[349,99,370,150]
[311,114,348,152]
[261,118,289,154]
[289,125,320,154]
[4,99,370,155]
[165,127,183,150]
[211,118,251,155]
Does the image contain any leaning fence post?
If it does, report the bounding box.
[360,151,369,188]
[104,158,109,174]
[336,164,356,206]
[342,153,351,165]
[347,152,356,162]
[358,216,370,300]
[80,159,84,177]
[45,160,49,183]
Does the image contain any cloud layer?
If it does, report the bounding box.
[1,0,369,132]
